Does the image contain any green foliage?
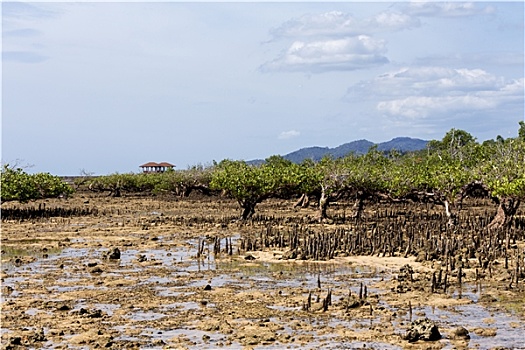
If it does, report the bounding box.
[382,152,420,198]
[153,165,213,197]
[426,129,479,174]
[84,166,214,197]
[296,158,324,195]
[86,172,156,196]
[405,129,483,206]
[428,128,476,152]
[0,165,73,202]
[309,149,393,201]
[9,125,520,225]
[344,148,391,196]
[210,156,302,218]
[478,135,525,199]
[426,155,474,201]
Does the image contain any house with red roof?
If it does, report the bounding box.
[139,162,175,173]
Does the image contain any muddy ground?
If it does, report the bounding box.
[1,194,524,349]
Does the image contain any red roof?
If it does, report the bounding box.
[139,162,175,168]
[140,162,160,167]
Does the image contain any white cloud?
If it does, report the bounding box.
[363,11,420,32]
[402,2,496,17]
[413,53,525,70]
[377,95,499,119]
[402,67,503,92]
[354,67,524,119]
[264,9,421,74]
[278,130,300,140]
[270,10,419,39]
[261,36,388,73]
[270,11,359,38]
[347,66,508,101]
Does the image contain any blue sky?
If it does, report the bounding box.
[2,1,524,175]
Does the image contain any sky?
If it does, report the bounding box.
[2,1,524,175]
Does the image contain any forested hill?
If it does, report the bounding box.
[251,137,428,164]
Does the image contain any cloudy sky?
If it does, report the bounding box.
[2,1,524,175]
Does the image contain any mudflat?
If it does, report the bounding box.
[1,194,524,349]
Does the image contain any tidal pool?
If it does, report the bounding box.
[2,232,524,350]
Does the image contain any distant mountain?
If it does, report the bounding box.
[326,139,375,159]
[249,137,428,164]
[281,146,332,164]
[376,137,429,153]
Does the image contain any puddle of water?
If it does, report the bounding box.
[1,245,63,270]
[211,273,252,288]
[155,288,196,297]
[267,305,301,312]
[52,247,90,259]
[211,258,525,350]
[1,245,60,258]
[2,275,27,284]
[140,276,171,285]
[25,308,40,316]
[213,259,384,293]
[327,342,402,350]
[154,302,206,311]
[267,316,401,350]
[140,327,240,350]
[112,324,242,349]
[187,276,241,288]
[94,303,121,316]
[3,234,524,350]
[0,328,13,337]
[418,303,525,350]
[47,284,107,293]
[126,311,167,321]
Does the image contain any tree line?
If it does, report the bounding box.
[2,123,524,230]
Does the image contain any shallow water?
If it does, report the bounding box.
[2,233,524,349]
[421,303,525,349]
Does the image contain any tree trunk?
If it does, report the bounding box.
[454,180,490,210]
[294,193,310,208]
[112,180,122,197]
[240,200,257,220]
[194,185,211,196]
[181,185,192,198]
[488,197,520,231]
[444,200,457,227]
[351,195,365,220]
[111,187,121,197]
[316,186,329,222]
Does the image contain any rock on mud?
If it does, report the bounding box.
[451,326,470,340]
[103,247,121,260]
[3,328,46,349]
[90,266,103,273]
[56,304,71,311]
[473,327,497,337]
[76,308,105,318]
[402,318,441,343]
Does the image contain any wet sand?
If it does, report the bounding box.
[1,195,524,349]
